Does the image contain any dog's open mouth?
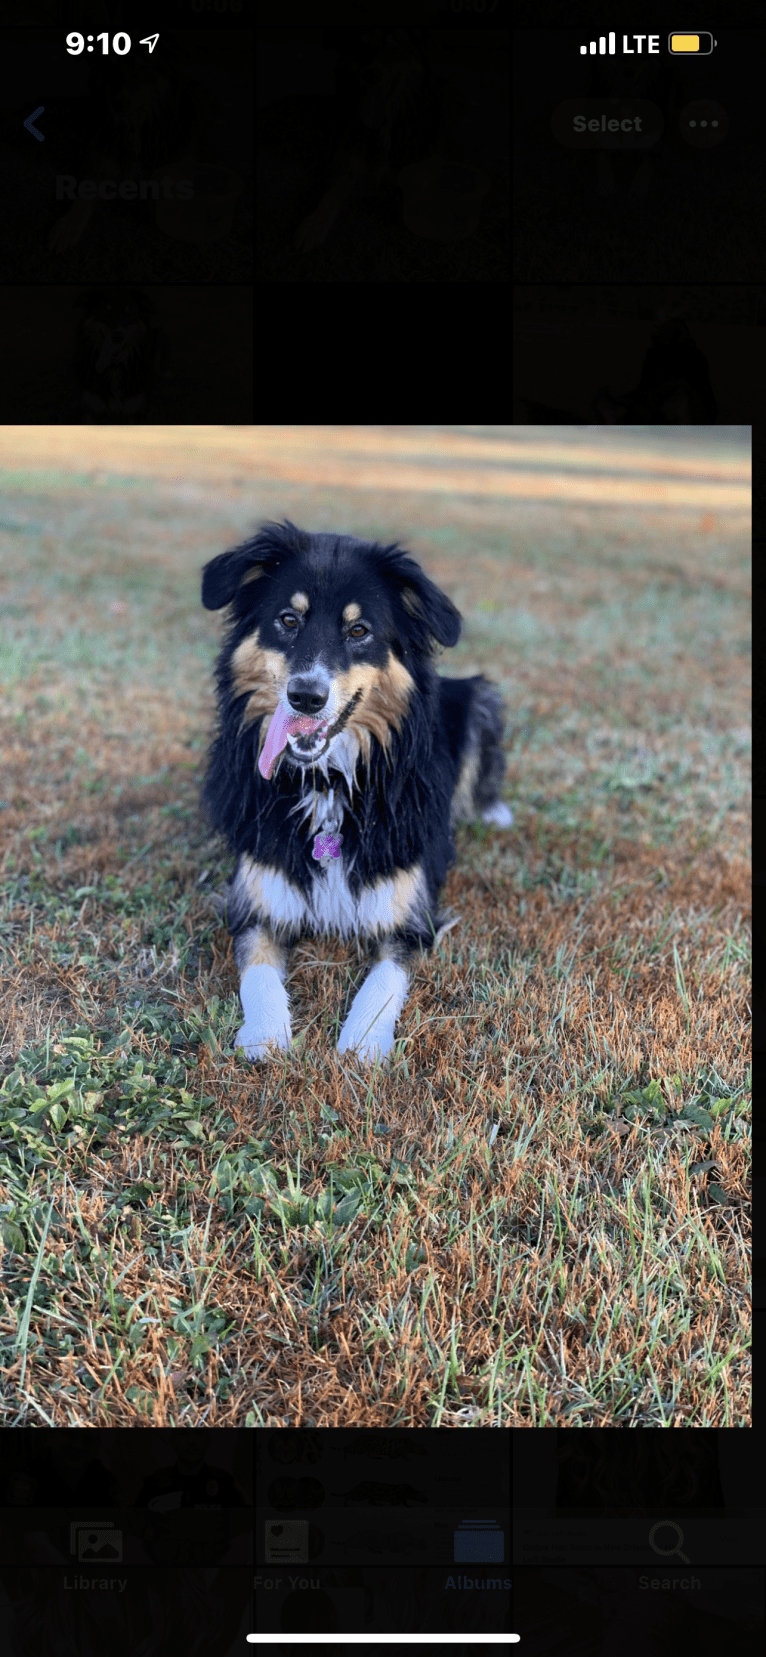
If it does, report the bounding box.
[259,708,333,778]
[259,690,364,780]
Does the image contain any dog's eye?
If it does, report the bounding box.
[279,613,299,629]
[349,623,368,639]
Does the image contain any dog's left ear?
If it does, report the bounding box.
[392,555,462,652]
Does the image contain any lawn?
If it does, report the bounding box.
[0,425,751,1425]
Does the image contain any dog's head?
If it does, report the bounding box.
[202,519,462,786]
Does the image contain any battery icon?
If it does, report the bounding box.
[668,32,717,53]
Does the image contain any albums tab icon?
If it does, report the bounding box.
[454,1519,505,1562]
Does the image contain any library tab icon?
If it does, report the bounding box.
[454,1519,505,1562]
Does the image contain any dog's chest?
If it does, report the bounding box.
[264,785,407,940]
[301,788,366,936]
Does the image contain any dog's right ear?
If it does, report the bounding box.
[202,525,295,612]
[201,546,266,611]
[202,551,241,611]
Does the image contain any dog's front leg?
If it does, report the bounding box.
[234,929,293,1060]
[337,956,409,1065]
[236,963,292,1059]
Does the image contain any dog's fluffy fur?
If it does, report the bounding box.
[202,520,512,1065]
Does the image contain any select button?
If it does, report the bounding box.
[552,98,664,150]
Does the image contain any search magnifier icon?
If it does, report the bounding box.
[649,1521,690,1563]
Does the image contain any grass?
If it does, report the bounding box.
[0,428,751,1425]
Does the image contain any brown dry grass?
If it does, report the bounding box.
[0,425,750,1425]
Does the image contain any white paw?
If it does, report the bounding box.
[482,801,513,828]
[235,1019,292,1060]
[337,960,409,1064]
[235,963,292,1061]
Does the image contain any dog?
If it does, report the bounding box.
[72,287,160,417]
[201,520,512,1066]
[48,32,197,253]
[295,27,446,251]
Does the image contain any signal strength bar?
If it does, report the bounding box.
[580,33,616,54]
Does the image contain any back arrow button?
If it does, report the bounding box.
[24,107,45,141]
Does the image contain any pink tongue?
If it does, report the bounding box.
[259,708,324,779]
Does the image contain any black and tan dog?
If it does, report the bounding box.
[202,520,513,1067]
